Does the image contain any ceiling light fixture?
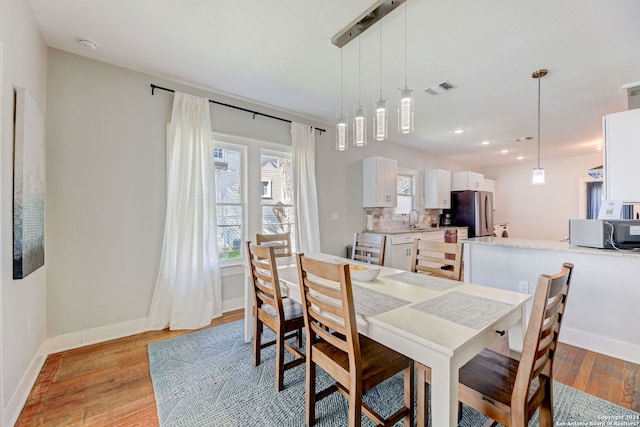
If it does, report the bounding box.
[336,48,348,151]
[517,155,525,160]
[501,149,509,154]
[78,38,98,51]
[374,21,388,141]
[453,129,465,134]
[481,140,491,145]
[354,36,367,147]
[398,0,414,134]
[531,68,548,185]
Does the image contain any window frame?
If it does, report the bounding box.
[395,167,419,216]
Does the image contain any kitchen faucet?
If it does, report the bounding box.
[408,209,419,228]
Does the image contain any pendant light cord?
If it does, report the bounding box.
[358,36,362,107]
[537,71,541,169]
[340,47,344,115]
[379,21,383,99]
[404,1,408,89]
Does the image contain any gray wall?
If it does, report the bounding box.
[0,0,48,421]
[45,49,477,338]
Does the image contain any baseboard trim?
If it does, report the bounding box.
[5,342,48,427]
[560,326,640,365]
[222,297,244,313]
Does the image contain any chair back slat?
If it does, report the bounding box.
[256,232,292,258]
[351,233,386,266]
[296,254,361,366]
[410,239,463,281]
[512,262,573,408]
[247,242,284,319]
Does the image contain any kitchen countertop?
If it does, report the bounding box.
[366,226,468,235]
[465,236,640,259]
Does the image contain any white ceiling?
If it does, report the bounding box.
[26,0,640,167]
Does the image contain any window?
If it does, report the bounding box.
[261,180,272,199]
[260,150,296,252]
[213,143,244,261]
[395,170,417,215]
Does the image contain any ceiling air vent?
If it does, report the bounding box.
[424,81,457,95]
[628,86,640,110]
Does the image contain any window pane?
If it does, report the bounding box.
[215,148,241,204]
[397,174,413,196]
[217,205,242,260]
[396,195,413,215]
[261,154,293,205]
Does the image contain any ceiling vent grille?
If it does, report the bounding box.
[628,86,640,110]
[424,81,457,95]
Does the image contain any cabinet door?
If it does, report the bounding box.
[363,156,398,207]
[390,243,414,271]
[604,109,640,202]
[424,169,451,209]
[452,171,484,191]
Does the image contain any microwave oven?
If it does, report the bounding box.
[569,219,640,249]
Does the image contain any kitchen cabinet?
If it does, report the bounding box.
[424,169,451,209]
[603,108,640,203]
[385,233,420,271]
[363,156,398,207]
[452,171,484,191]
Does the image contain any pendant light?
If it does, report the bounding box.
[354,36,367,146]
[374,21,388,141]
[531,68,548,185]
[398,0,414,134]
[336,47,348,151]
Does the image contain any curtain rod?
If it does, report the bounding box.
[150,84,326,133]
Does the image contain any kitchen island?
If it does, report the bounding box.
[463,237,640,364]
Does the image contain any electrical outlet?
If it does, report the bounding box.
[518,280,529,293]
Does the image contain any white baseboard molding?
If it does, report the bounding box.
[5,342,48,427]
[222,297,244,313]
[560,326,640,365]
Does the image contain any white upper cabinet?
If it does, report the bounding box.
[424,169,451,209]
[451,171,484,191]
[363,156,398,207]
[604,108,640,203]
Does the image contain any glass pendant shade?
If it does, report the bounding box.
[353,106,367,146]
[398,88,414,134]
[531,167,545,185]
[336,113,348,151]
[374,99,388,141]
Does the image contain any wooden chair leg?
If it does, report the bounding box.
[348,383,363,427]
[306,359,317,426]
[253,315,262,367]
[540,379,553,427]
[296,328,303,348]
[275,330,285,391]
[404,363,415,427]
[416,363,430,427]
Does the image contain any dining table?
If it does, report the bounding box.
[243,253,531,427]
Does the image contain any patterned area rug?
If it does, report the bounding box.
[148,321,639,426]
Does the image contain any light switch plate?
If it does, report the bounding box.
[518,280,529,293]
[331,212,338,221]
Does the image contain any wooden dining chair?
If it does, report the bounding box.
[256,232,292,258]
[246,242,304,391]
[410,239,463,281]
[295,253,414,427]
[416,262,574,427]
[351,233,386,266]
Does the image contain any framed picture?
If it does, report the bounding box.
[13,87,45,279]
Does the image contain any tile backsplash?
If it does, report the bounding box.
[364,208,442,232]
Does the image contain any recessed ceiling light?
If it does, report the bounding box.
[500,149,509,154]
[596,144,603,151]
[481,140,490,145]
[516,155,525,160]
[453,129,465,134]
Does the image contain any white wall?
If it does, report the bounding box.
[482,152,603,240]
[0,0,48,424]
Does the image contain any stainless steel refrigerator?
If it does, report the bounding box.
[450,191,494,238]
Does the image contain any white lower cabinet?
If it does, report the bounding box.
[385,233,420,271]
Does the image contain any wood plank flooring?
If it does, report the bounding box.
[15,309,639,426]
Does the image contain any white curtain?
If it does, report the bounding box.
[291,122,321,253]
[146,92,222,331]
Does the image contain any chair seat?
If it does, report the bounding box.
[261,297,304,322]
[459,348,542,409]
[314,334,412,391]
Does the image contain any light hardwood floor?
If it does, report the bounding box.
[15,309,639,426]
